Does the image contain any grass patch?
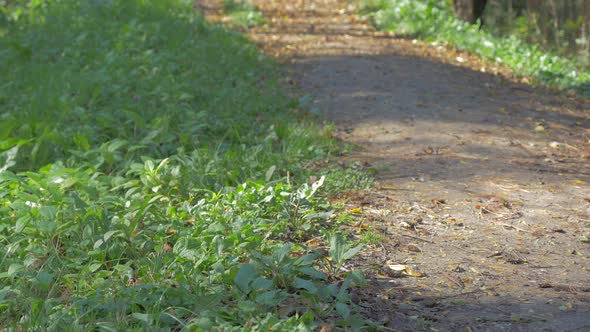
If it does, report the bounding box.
[0,0,369,329]
[222,0,264,28]
[319,163,374,194]
[359,0,590,97]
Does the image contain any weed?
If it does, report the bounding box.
[358,228,385,246]
[319,164,374,194]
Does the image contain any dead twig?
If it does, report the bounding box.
[494,211,523,221]
[539,283,590,292]
[499,223,531,233]
[442,273,464,288]
[372,191,399,201]
[401,234,433,243]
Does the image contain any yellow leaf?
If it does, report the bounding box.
[348,207,362,214]
[402,265,426,277]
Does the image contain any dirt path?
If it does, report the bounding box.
[205,1,590,330]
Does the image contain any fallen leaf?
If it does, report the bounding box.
[403,265,426,278]
[388,264,406,272]
[534,124,545,133]
[387,264,426,278]
[348,207,362,214]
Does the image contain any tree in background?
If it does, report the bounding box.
[481,0,590,66]
[452,0,488,25]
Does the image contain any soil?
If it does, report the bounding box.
[203,1,590,331]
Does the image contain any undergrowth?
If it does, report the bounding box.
[0,0,372,329]
[222,0,264,28]
[359,0,590,97]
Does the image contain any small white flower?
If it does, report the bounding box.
[25,201,39,208]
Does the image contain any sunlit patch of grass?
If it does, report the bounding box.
[358,228,385,246]
[319,164,375,194]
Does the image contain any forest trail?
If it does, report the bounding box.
[205,1,590,330]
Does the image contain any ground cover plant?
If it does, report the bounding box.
[0,0,372,329]
[359,0,590,97]
[222,0,264,28]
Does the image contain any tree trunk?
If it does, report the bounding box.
[452,0,488,25]
[584,0,590,52]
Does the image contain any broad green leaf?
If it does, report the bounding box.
[0,171,19,182]
[294,277,318,294]
[251,277,273,291]
[329,234,363,264]
[255,290,281,305]
[89,263,102,272]
[8,263,23,276]
[103,230,119,242]
[93,239,104,249]
[342,244,364,261]
[237,300,257,313]
[36,271,54,286]
[235,263,256,293]
[272,243,292,264]
[298,266,327,280]
[335,302,350,319]
[0,146,18,172]
[131,313,150,323]
[265,165,276,182]
[347,270,366,286]
[329,234,346,263]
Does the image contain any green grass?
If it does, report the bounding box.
[222,0,264,28]
[359,0,590,97]
[0,0,370,329]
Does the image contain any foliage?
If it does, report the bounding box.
[482,0,590,67]
[0,0,368,329]
[222,0,264,28]
[359,0,590,97]
[321,162,374,194]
